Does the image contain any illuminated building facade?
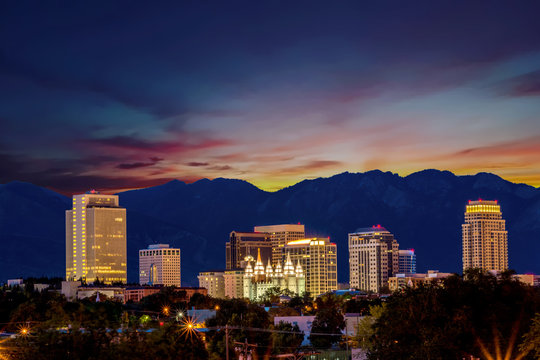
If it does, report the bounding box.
[348,225,399,293]
[388,270,452,291]
[253,224,305,266]
[223,269,245,298]
[462,200,508,271]
[226,231,272,269]
[243,249,305,301]
[198,271,225,298]
[284,237,337,296]
[398,249,416,274]
[139,244,181,286]
[66,191,127,284]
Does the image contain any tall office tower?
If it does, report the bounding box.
[139,244,181,286]
[226,231,272,270]
[462,200,508,272]
[348,225,399,293]
[398,249,416,274]
[66,191,127,284]
[284,237,337,296]
[253,224,305,266]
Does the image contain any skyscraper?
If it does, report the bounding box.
[253,224,305,266]
[226,231,272,269]
[398,249,416,274]
[348,225,399,293]
[66,191,127,284]
[139,244,181,286]
[462,200,508,272]
[284,237,337,296]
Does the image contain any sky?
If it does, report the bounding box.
[1,1,540,194]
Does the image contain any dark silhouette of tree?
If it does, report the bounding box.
[271,321,304,355]
[308,294,345,349]
[369,269,540,359]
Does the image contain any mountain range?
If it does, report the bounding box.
[1,169,539,286]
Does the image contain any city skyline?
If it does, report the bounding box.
[1,3,540,194]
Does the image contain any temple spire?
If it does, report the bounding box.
[295,259,304,277]
[265,258,273,277]
[283,252,295,276]
[253,248,265,276]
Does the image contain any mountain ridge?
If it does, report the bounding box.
[1,169,539,285]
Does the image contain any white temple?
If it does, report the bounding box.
[243,248,306,301]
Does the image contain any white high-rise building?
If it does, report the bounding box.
[139,244,181,286]
[349,225,399,293]
[66,191,127,284]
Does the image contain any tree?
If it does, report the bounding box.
[308,294,345,349]
[206,298,271,360]
[271,321,304,355]
[519,312,540,358]
[369,270,540,359]
[353,304,385,351]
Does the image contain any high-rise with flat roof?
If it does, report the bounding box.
[398,249,416,274]
[226,231,272,269]
[253,224,305,266]
[462,200,508,272]
[66,191,127,284]
[284,237,337,296]
[139,244,181,286]
[348,225,399,293]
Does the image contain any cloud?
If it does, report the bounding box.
[496,70,540,97]
[207,165,232,171]
[454,136,540,158]
[116,162,155,169]
[116,157,163,170]
[187,162,209,167]
[86,135,231,154]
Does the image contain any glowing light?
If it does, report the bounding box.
[17,323,31,337]
[178,315,201,341]
[162,306,170,316]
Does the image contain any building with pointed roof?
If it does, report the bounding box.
[243,248,305,301]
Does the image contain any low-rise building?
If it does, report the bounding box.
[514,274,540,287]
[124,286,161,303]
[124,286,207,303]
[76,286,125,302]
[388,270,453,291]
